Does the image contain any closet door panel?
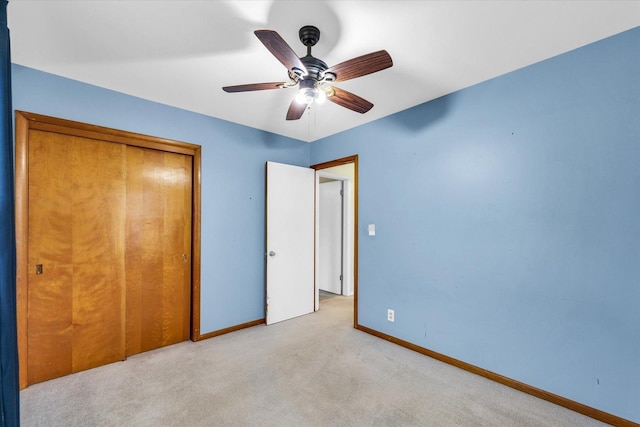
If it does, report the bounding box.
[69,135,126,372]
[27,130,126,384]
[125,146,192,356]
[160,150,192,345]
[27,130,73,384]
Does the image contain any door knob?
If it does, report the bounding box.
[268,251,276,257]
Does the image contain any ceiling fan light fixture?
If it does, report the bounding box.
[295,79,326,105]
[315,89,327,104]
[295,87,325,105]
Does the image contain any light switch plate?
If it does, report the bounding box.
[368,224,376,236]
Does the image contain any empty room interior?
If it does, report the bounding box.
[2,1,639,426]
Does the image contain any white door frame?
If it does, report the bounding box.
[314,171,352,311]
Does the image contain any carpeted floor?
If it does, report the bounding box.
[319,289,340,300]
[20,295,607,426]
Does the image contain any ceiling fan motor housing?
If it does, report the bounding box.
[300,56,329,81]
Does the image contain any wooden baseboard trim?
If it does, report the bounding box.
[355,324,637,427]
[195,318,265,341]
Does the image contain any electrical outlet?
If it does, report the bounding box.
[387,309,395,322]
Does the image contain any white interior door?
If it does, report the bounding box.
[266,161,315,325]
[318,180,343,295]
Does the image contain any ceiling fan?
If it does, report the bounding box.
[222,25,393,120]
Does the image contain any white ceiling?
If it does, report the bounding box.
[7,1,640,142]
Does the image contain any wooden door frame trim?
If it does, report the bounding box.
[14,111,203,388]
[310,155,358,328]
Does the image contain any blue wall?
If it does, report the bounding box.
[311,27,640,422]
[11,64,310,333]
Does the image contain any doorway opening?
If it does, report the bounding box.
[312,155,358,327]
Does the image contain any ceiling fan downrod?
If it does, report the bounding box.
[297,25,334,83]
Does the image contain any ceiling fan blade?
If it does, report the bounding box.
[222,82,286,93]
[326,50,393,83]
[255,30,307,74]
[327,87,374,114]
[286,99,308,120]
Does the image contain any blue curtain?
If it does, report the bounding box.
[0,1,19,426]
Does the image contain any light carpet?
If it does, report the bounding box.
[20,295,607,426]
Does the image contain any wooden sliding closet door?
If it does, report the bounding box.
[27,130,127,385]
[125,146,192,356]
[17,112,202,388]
